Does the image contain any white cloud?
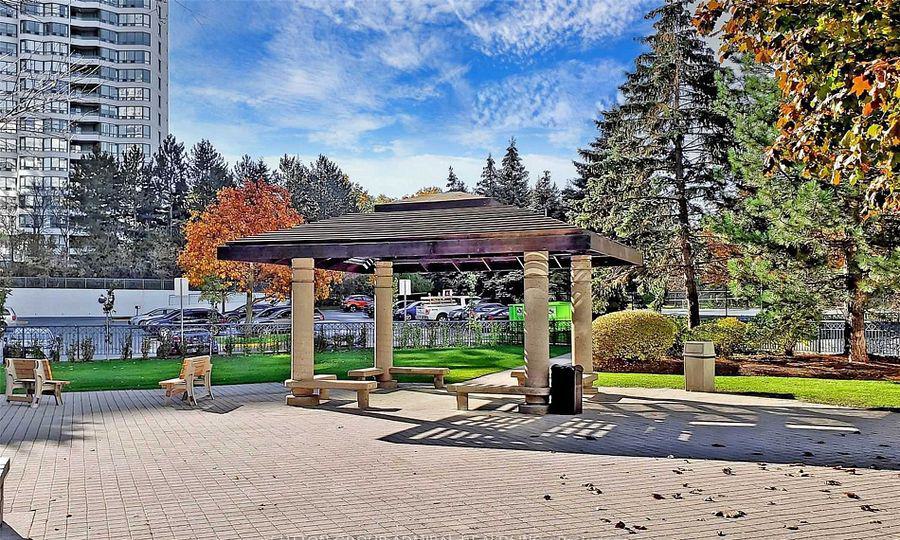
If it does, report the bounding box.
[469,59,626,148]
[459,0,653,56]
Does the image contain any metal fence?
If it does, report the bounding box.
[0,320,573,362]
[3,317,898,362]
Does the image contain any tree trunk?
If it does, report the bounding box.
[846,251,869,363]
[673,134,701,328]
[244,267,255,328]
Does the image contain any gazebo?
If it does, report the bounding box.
[217,192,641,414]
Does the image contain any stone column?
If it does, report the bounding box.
[571,255,597,393]
[374,260,397,388]
[287,258,316,406]
[521,250,550,415]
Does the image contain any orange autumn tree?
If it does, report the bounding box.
[179,179,338,324]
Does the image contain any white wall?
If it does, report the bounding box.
[6,288,251,319]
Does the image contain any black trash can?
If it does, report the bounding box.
[549,363,583,415]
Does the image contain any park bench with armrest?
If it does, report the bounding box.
[158,355,213,406]
[445,383,551,411]
[5,358,70,406]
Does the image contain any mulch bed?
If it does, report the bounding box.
[594,354,900,382]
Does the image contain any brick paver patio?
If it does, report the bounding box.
[1,380,898,539]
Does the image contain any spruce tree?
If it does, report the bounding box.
[282,155,359,222]
[529,170,564,220]
[445,166,466,192]
[150,135,190,241]
[68,151,127,275]
[475,154,500,199]
[577,0,733,328]
[187,139,232,213]
[232,154,271,184]
[497,138,530,207]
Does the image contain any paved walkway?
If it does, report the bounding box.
[1,377,898,539]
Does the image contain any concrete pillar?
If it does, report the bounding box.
[521,250,550,415]
[571,255,597,394]
[374,260,397,389]
[287,258,316,406]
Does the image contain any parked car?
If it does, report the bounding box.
[448,307,467,320]
[394,301,422,321]
[364,303,374,318]
[253,307,293,333]
[2,326,58,358]
[314,308,325,321]
[224,302,278,323]
[341,295,373,312]
[2,306,16,328]
[143,307,219,335]
[476,305,510,320]
[470,302,505,319]
[129,307,176,326]
[168,327,220,356]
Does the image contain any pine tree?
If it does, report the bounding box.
[232,154,271,184]
[68,151,127,275]
[529,170,564,220]
[475,154,500,199]
[150,135,190,241]
[187,139,232,213]
[282,155,359,222]
[716,59,900,362]
[576,0,733,328]
[497,138,530,207]
[445,166,466,192]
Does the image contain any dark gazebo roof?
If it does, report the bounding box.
[217,192,642,273]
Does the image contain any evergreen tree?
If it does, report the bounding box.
[150,135,190,240]
[68,151,128,275]
[497,138,530,207]
[716,59,900,362]
[187,139,232,213]
[282,154,359,221]
[529,170,564,220]
[445,166,466,192]
[576,0,733,328]
[475,154,500,199]
[233,154,272,184]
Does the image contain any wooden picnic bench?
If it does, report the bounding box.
[348,366,450,389]
[158,355,213,406]
[445,383,551,411]
[4,358,70,407]
[285,378,377,409]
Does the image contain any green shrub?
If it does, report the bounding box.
[686,317,748,358]
[592,310,677,366]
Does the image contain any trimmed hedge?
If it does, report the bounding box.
[687,317,748,358]
[592,310,677,366]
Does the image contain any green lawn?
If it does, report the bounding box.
[1,345,569,393]
[4,346,897,409]
[596,373,900,409]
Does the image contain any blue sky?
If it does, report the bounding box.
[169,0,658,196]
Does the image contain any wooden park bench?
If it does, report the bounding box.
[4,358,70,407]
[348,366,450,389]
[285,378,377,409]
[445,383,551,411]
[159,355,213,406]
